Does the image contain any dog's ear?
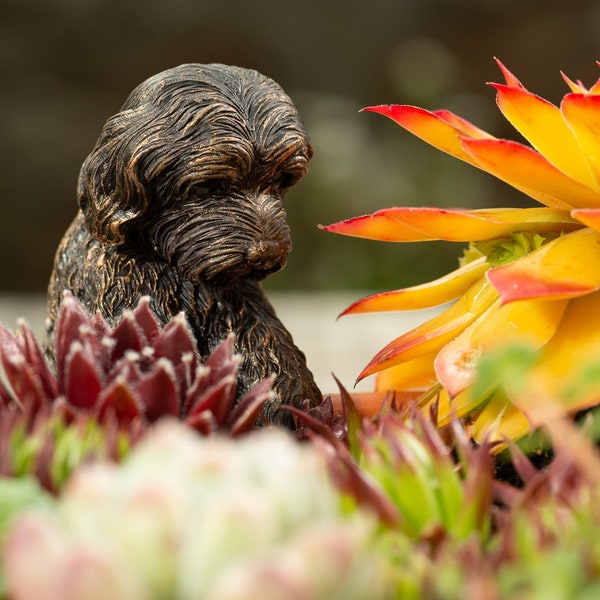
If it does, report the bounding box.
[78,106,156,246]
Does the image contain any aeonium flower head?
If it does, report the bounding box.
[322,60,600,443]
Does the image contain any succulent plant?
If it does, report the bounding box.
[0,291,274,436]
[0,292,276,490]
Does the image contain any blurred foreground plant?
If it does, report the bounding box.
[302,389,600,598]
[323,60,600,444]
[2,421,388,600]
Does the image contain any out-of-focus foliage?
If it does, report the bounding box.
[2,422,389,600]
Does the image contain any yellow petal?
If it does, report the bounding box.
[384,206,580,241]
[357,277,497,381]
[491,82,597,190]
[341,257,488,314]
[319,210,436,242]
[375,352,438,391]
[561,93,600,191]
[515,290,600,419]
[434,109,494,138]
[324,206,579,244]
[461,138,600,209]
[434,298,568,397]
[572,208,600,233]
[487,227,600,303]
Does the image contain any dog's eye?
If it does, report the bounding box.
[188,180,224,199]
[277,170,304,191]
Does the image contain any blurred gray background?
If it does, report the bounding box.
[3,0,600,295]
[2,0,600,391]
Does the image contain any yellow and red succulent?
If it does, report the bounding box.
[323,60,600,443]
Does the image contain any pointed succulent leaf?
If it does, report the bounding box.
[153,313,197,365]
[109,311,144,363]
[63,342,102,411]
[54,291,94,387]
[289,406,342,445]
[90,312,112,340]
[185,410,217,435]
[202,335,240,387]
[572,207,600,232]
[490,81,596,189]
[184,336,241,414]
[228,380,274,436]
[1,359,47,414]
[131,296,161,346]
[227,376,274,433]
[333,375,362,460]
[136,359,179,422]
[0,325,49,411]
[460,137,591,210]
[107,352,144,388]
[561,93,600,191]
[313,435,401,527]
[320,210,437,242]
[15,320,58,401]
[96,377,142,424]
[186,375,237,426]
[361,104,493,163]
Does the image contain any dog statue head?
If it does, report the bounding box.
[77,63,312,284]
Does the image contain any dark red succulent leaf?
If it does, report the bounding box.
[153,313,199,394]
[51,397,78,423]
[153,313,197,365]
[186,410,218,436]
[63,343,103,411]
[186,376,237,426]
[131,296,161,346]
[286,401,348,448]
[227,376,275,436]
[108,353,145,388]
[136,360,179,422]
[90,311,112,340]
[0,355,48,418]
[201,335,240,388]
[16,319,58,400]
[0,380,14,408]
[54,291,93,387]
[110,312,145,364]
[96,377,143,424]
[183,336,240,415]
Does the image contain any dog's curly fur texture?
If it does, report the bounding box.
[46,63,322,424]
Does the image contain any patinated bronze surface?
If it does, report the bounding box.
[46,63,322,423]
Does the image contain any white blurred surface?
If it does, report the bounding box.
[0,292,441,395]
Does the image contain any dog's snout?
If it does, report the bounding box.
[246,239,288,266]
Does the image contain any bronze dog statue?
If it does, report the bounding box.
[46,63,322,423]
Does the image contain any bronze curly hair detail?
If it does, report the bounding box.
[46,63,322,423]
